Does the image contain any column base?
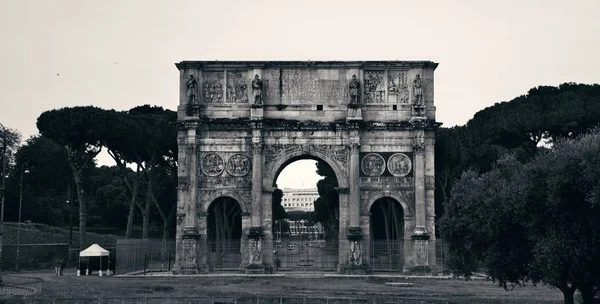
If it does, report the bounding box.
[407,266,432,274]
[342,264,371,275]
[245,263,266,274]
[250,105,263,119]
[347,105,363,121]
[247,227,265,272]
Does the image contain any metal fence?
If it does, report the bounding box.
[0,274,43,297]
[435,239,448,274]
[274,240,338,272]
[10,296,423,303]
[116,239,448,275]
[369,240,404,272]
[116,239,175,274]
[207,239,242,271]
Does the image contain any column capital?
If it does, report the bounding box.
[247,226,265,239]
[334,187,350,194]
[262,186,277,194]
[412,135,425,154]
[349,142,360,152]
[185,143,197,153]
[252,142,263,153]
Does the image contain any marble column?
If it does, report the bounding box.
[246,121,265,273]
[349,142,360,228]
[345,139,366,273]
[411,132,430,271]
[177,123,200,274]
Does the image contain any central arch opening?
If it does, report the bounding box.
[206,197,242,271]
[369,197,405,271]
[272,157,339,271]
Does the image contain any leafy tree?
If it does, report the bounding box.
[103,109,145,238]
[313,161,339,241]
[435,83,600,224]
[37,106,116,249]
[0,125,22,164]
[8,136,71,226]
[86,165,129,230]
[128,106,177,242]
[441,128,600,303]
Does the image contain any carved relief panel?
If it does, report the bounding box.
[363,71,385,103]
[203,72,224,103]
[387,71,410,103]
[226,71,249,103]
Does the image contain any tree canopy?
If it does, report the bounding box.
[441,128,600,303]
[435,83,600,223]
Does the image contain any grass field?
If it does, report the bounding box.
[18,271,564,303]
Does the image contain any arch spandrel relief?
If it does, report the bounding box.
[360,190,414,217]
[263,144,349,171]
[198,189,252,215]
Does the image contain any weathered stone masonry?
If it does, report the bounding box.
[173,61,440,274]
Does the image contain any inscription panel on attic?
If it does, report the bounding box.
[281,69,348,104]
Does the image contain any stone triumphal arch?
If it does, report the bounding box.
[174,61,439,274]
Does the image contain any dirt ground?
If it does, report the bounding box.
[18,270,565,303]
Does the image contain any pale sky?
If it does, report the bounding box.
[1,0,599,189]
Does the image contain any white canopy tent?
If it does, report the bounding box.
[78,244,110,276]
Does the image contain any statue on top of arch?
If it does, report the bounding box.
[348,74,361,106]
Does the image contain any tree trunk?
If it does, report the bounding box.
[73,174,86,250]
[143,183,151,239]
[559,284,577,304]
[125,200,136,238]
[381,201,392,267]
[578,284,595,304]
[563,292,574,304]
[125,165,141,238]
[69,159,87,250]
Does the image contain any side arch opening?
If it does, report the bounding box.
[206,196,242,270]
[369,197,405,271]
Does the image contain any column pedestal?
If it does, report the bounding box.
[246,227,266,274]
[347,105,363,121]
[411,104,426,119]
[176,227,199,274]
[410,229,431,274]
[343,227,369,274]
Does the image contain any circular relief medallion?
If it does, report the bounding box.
[361,153,385,177]
[387,153,412,177]
[226,154,251,177]
[201,153,225,176]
